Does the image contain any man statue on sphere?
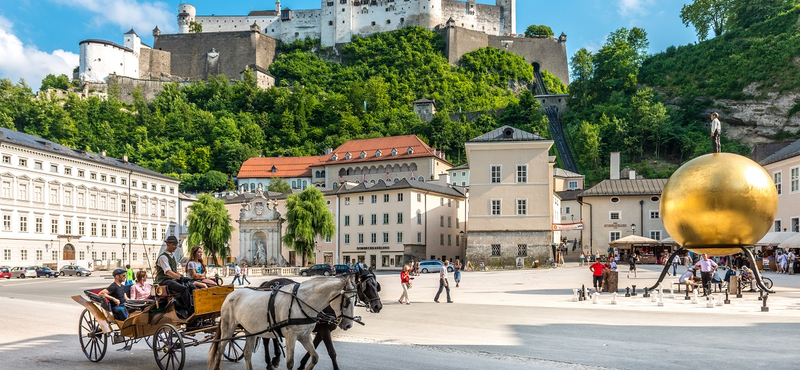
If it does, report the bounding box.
[710,112,721,153]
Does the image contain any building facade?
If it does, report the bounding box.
[446,163,470,187]
[760,139,800,232]
[237,156,326,192]
[0,129,181,270]
[464,126,555,269]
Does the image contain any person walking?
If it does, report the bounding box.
[628,253,638,278]
[240,262,251,285]
[710,112,721,153]
[124,264,134,286]
[453,259,462,287]
[671,254,681,276]
[580,252,585,267]
[230,263,242,285]
[695,253,718,296]
[590,259,607,293]
[788,250,796,275]
[434,260,453,303]
[398,265,411,305]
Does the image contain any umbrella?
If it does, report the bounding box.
[778,233,800,249]
[609,235,660,245]
[660,236,679,245]
[756,231,798,246]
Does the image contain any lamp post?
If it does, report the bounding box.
[631,223,636,235]
[121,243,126,266]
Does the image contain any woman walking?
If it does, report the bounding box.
[398,265,411,305]
[187,246,217,289]
[240,262,251,285]
[454,259,462,287]
[130,270,152,300]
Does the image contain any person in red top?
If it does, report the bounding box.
[398,265,411,305]
[590,260,607,293]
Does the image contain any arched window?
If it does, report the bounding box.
[63,244,75,260]
[394,178,399,183]
[416,210,422,224]
[302,180,307,189]
[332,182,338,189]
[250,183,256,190]
[418,177,424,182]
[291,180,297,188]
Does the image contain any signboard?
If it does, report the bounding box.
[356,246,391,250]
[516,257,525,268]
[603,223,628,228]
[552,222,584,231]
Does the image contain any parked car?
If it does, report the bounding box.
[35,266,59,278]
[299,264,335,276]
[418,260,455,273]
[334,264,353,275]
[0,266,10,279]
[59,265,92,276]
[10,266,37,278]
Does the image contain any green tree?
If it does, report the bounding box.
[189,21,203,33]
[730,0,794,29]
[282,187,335,266]
[186,194,234,266]
[200,170,228,192]
[40,74,71,91]
[680,0,734,41]
[267,177,291,193]
[524,24,555,37]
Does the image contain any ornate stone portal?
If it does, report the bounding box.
[237,189,285,266]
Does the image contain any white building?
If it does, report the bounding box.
[79,29,148,83]
[179,0,516,47]
[446,163,469,187]
[0,128,181,270]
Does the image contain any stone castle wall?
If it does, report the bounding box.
[107,75,192,104]
[139,48,171,79]
[465,230,552,269]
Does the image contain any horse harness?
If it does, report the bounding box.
[263,281,359,339]
[355,270,381,313]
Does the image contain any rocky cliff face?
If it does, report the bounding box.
[709,83,800,145]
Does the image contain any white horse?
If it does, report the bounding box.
[209,275,357,370]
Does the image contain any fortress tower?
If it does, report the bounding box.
[177,3,196,34]
[497,0,516,35]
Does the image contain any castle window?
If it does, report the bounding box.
[387,20,391,24]
[371,21,376,26]
[400,18,404,23]
[329,21,334,25]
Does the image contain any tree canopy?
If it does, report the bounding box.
[525,25,554,37]
[186,194,234,266]
[282,187,335,266]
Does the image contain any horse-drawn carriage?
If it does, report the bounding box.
[72,284,246,370]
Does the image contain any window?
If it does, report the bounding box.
[610,212,620,220]
[64,190,71,206]
[568,180,579,189]
[161,227,166,240]
[122,225,127,238]
[65,167,72,175]
[344,234,350,244]
[383,213,389,224]
[383,232,389,243]
[516,165,527,183]
[77,192,84,207]
[19,158,27,167]
[650,231,661,240]
[792,167,799,192]
[565,206,571,214]
[50,188,58,204]
[34,162,42,170]
[132,226,138,239]
[78,221,85,235]
[417,232,422,243]
[383,194,389,202]
[91,222,97,236]
[370,233,377,244]
[397,212,403,224]
[36,249,42,260]
[774,172,782,195]
[491,199,501,215]
[491,244,501,256]
[19,216,27,232]
[79,251,84,260]
[1,181,9,198]
[447,216,452,228]
[65,220,72,234]
[3,249,9,260]
[774,220,782,232]
[610,231,621,242]
[1,155,9,164]
[89,194,96,208]
[344,197,350,205]
[417,193,421,202]
[111,252,116,260]
[517,244,527,257]
[121,178,126,185]
[50,219,58,234]
[358,215,364,226]
[517,199,527,215]
[358,196,364,204]
[397,193,404,202]
[33,186,42,202]
[2,215,9,231]
[100,196,106,210]
[344,215,350,226]
[650,210,660,219]
[131,180,137,187]
[19,184,27,200]
[101,251,107,260]
[111,224,117,237]
[371,214,377,225]
[21,249,27,260]
[121,199,126,213]
[416,210,422,224]
[448,198,452,207]
[90,172,96,180]
[358,233,364,244]
[397,232,403,243]
[110,176,116,184]
[490,165,501,183]
[792,217,800,232]
[440,234,444,245]
[610,197,620,203]
[456,218,460,228]
[101,223,107,237]
[371,195,377,203]
[50,164,58,173]
[35,217,42,233]
[456,234,460,246]
[440,216,444,227]
[447,235,452,246]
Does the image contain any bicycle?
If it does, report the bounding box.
[739,274,773,291]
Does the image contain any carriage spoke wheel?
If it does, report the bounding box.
[223,331,247,362]
[78,309,107,362]
[152,324,185,370]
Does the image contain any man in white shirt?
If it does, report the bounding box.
[155,236,194,318]
[695,254,718,296]
[788,250,796,275]
[710,112,721,153]
[434,260,453,303]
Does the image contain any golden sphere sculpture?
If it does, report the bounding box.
[660,153,778,256]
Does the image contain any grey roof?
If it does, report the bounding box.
[248,10,278,16]
[221,190,287,204]
[468,126,547,142]
[447,163,469,171]
[553,168,583,178]
[79,39,132,53]
[556,189,582,201]
[579,179,667,197]
[759,138,800,166]
[124,28,138,36]
[413,98,435,104]
[0,128,178,182]
[241,64,271,75]
[333,178,466,198]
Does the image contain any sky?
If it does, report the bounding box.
[0,0,698,90]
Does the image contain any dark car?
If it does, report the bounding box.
[299,264,335,276]
[0,266,10,279]
[334,264,353,275]
[35,266,59,278]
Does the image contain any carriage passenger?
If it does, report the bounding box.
[155,236,195,318]
[130,270,152,300]
[99,268,129,320]
[187,246,217,289]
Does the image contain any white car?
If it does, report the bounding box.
[10,266,37,278]
[418,260,455,273]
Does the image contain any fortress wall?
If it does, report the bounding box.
[139,48,171,79]
[487,35,569,85]
[278,9,323,43]
[440,26,490,65]
[107,75,191,104]
[441,0,503,35]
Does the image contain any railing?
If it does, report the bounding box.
[205,266,301,277]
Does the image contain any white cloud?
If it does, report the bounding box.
[0,16,79,88]
[51,0,175,34]
[618,0,655,19]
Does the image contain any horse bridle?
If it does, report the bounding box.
[326,277,361,326]
[355,270,381,313]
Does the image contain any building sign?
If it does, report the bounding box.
[603,223,628,228]
[356,246,391,250]
[552,222,584,231]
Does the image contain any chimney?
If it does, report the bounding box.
[101,150,106,158]
[610,152,620,180]
[123,155,129,163]
[629,170,636,179]
[325,148,332,155]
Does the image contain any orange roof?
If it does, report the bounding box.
[238,156,326,179]
[322,135,446,165]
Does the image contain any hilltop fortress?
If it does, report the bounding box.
[76,0,568,103]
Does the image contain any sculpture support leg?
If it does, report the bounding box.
[741,247,775,294]
[648,248,686,292]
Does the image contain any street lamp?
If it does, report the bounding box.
[631,223,637,236]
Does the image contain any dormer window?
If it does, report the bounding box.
[407,147,414,155]
[345,152,352,160]
[360,151,366,159]
[331,154,338,161]
[391,148,397,156]
[270,165,277,173]
[375,150,381,157]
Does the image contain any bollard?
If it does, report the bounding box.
[650,291,657,302]
[736,283,742,299]
[572,289,579,302]
[625,287,631,297]
[692,289,699,304]
[716,293,724,306]
[758,289,763,301]
[706,294,715,308]
[724,290,731,304]
[684,288,691,300]
[643,285,651,298]
[761,293,769,312]
[592,292,600,304]
[657,291,664,307]
[611,292,618,305]
[631,285,637,296]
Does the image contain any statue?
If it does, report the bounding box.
[254,240,266,265]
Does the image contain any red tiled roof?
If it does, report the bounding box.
[238,156,326,179]
[323,135,446,165]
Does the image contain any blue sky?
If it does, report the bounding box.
[0,0,697,89]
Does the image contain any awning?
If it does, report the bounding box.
[609,235,661,245]
[756,231,798,246]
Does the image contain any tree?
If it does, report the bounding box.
[40,74,71,91]
[189,21,203,33]
[282,187,335,266]
[186,194,234,266]
[730,0,794,29]
[525,24,554,37]
[267,177,291,193]
[680,0,734,41]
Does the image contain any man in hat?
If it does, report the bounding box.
[155,236,194,318]
[710,112,721,153]
[100,268,129,321]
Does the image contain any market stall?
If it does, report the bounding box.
[609,235,673,264]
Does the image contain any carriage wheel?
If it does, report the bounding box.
[152,324,185,370]
[222,330,247,362]
[144,335,154,349]
[78,309,107,362]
